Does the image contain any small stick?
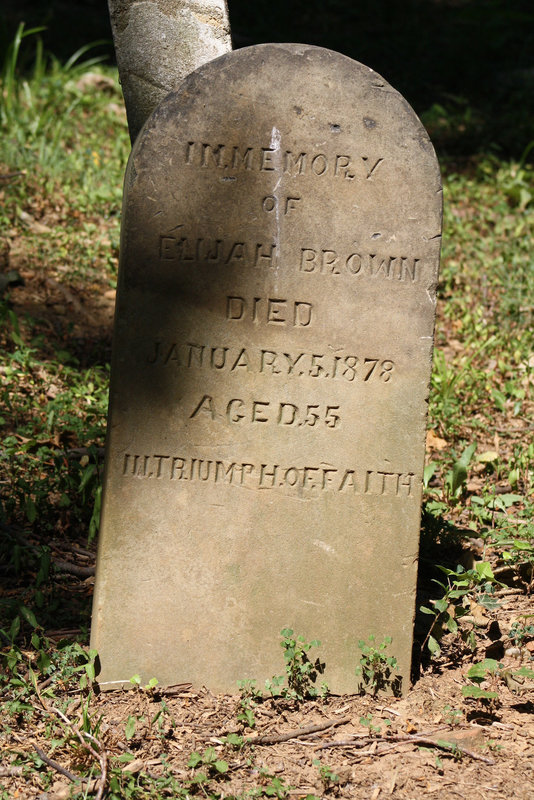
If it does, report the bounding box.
[376,735,496,765]
[34,746,79,782]
[0,171,24,181]
[319,733,495,765]
[51,706,108,800]
[53,559,95,578]
[33,704,107,800]
[247,716,351,745]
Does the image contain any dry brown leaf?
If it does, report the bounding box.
[468,599,490,626]
[122,758,144,774]
[426,429,448,450]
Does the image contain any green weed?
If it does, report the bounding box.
[236,679,261,728]
[266,628,326,703]
[313,758,340,792]
[420,561,501,657]
[355,636,401,696]
[509,615,534,651]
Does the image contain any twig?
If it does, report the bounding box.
[32,704,107,800]
[319,732,495,765]
[50,706,108,800]
[316,737,372,750]
[247,716,351,745]
[0,171,24,181]
[53,559,95,578]
[376,735,496,765]
[2,527,95,577]
[159,682,193,696]
[34,745,79,782]
[494,424,534,434]
[375,705,401,716]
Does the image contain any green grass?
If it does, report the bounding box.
[0,27,126,632]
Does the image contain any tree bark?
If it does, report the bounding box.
[107,0,232,143]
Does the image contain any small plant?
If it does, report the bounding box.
[442,705,464,726]
[444,442,477,501]
[129,673,159,693]
[278,628,326,702]
[188,746,229,777]
[420,561,500,657]
[463,658,534,711]
[462,659,503,710]
[236,679,261,728]
[264,673,285,698]
[313,758,340,792]
[256,770,299,799]
[221,732,245,750]
[358,712,383,735]
[509,615,534,653]
[355,635,401,696]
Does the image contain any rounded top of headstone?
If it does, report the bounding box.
[124,43,441,292]
[131,43,440,183]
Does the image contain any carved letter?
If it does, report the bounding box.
[284,151,307,175]
[232,146,254,170]
[260,148,276,171]
[147,340,160,364]
[267,299,287,324]
[311,154,328,175]
[190,395,215,420]
[346,253,362,274]
[294,302,312,327]
[300,249,317,272]
[227,296,245,320]
[226,398,245,423]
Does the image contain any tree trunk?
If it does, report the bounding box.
[108,0,232,143]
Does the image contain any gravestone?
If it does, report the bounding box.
[91,44,442,693]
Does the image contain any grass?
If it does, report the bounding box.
[0,24,533,799]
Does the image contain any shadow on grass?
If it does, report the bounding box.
[412,507,476,682]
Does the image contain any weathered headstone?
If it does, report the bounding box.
[91,44,441,693]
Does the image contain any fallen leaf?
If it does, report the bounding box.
[122,758,144,774]
[477,451,499,463]
[18,209,51,234]
[469,600,490,627]
[426,430,448,450]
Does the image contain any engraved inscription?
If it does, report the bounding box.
[159,235,421,286]
[300,249,420,282]
[189,395,341,429]
[184,141,385,181]
[160,235,278,269]
[146,341,395,383]
[121,452,418,497]
[226,296,313,327]
[262,195,301,214]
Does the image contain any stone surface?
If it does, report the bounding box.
[91,44,442,693]
[108,0,231,142]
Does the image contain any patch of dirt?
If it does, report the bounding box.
[1,535,533,800]
[3,650,534,799]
